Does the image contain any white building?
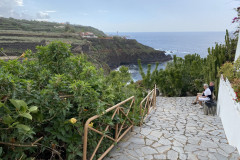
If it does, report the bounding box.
[80,32,98,38]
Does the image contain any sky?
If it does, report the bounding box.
[0,0,239,32]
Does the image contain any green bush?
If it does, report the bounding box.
[234,57,240,78]
[218,62,235,81]
[0,41,144,159]
[138,30,237,97]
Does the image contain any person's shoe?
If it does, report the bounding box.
[199,106,203,109]
[192,102,197,105]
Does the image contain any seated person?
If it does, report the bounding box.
[209,81,215,99]
[192,84,212,107]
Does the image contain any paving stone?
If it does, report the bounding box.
[146,134,158,141]
[187,137,200,145]
[187,153,198,160]
[208,153,217,160]
[128,137,145,145]
[213,152,228,160]
[155,145,171,153]
[179,153,187,160]
[167,150,178,160]
[198,155,209,160]
[172,146,184,153]
[149,130,162,139]
[200,139,218,148]
[173,140,184,147]
[154,154,166,159]
[152,142,162,148]
[145,139,154,146]
[208,148,217,153]
[184,144,199,152]
[219,143,236,154]
[194,150,209,157]
[141,146,158,155]
[158,137,172,145]
[135,149,144,157]
[144,155,153,160]
[217,148,229,157]
[173,135,187,144]
[140,128,152,136]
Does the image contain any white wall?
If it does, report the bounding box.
[235,37,240,62]
[217,76,240,152]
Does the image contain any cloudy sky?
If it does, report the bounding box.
[0,0,239,32]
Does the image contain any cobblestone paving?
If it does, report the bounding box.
[105,97,240,160]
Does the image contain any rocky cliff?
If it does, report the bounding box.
[72,37,172,69]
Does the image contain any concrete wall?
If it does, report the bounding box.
[217,76,240,152]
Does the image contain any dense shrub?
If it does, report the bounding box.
[139,30,237,97]
[218,62,235,81]
[219,57,240,103]
[0,41,144,159]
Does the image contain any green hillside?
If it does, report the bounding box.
[0,17,106,36]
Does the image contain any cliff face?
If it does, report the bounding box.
[0,31,172,70]
[72,37,172,69]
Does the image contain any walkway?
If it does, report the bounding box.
[105,97,240,160]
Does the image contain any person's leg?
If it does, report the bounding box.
[193,94,201,104]
[195,95,199,102]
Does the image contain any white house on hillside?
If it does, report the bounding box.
[80,32,98,38]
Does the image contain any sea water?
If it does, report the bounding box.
[108,32,226,81]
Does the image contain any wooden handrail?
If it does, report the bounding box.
[83,85,157,160]
[83,96,135,160]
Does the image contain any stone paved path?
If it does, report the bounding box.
[105,97,240,160]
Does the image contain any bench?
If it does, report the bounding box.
[203,100,217,115]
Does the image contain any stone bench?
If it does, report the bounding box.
[203,100,217,115]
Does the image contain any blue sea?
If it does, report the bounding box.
[108,32,226,81]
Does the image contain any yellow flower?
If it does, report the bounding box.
[70,118,77,124]
[20,53,25,58]
[88,122,94,127]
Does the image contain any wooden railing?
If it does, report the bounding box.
[83,96,135,160]
[139,85,157,126]
[83,85,157,160]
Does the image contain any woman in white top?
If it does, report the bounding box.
[192,84,212,107]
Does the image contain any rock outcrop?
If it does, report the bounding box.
[72,37,172,69]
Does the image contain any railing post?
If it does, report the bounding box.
[115,108,119,140]
[146,96,150,114]
[83,123,89,160]
[140,103,142,126]
[154,84,157,108]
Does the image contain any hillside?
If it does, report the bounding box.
[0,17,106,36]
[0,18,172,70]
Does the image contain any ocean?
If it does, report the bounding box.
[108,32,226,81]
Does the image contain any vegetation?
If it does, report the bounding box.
[0,41,145,159]
[139,30,237,97]
[0,17,106,36]
[220,57,240,103]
